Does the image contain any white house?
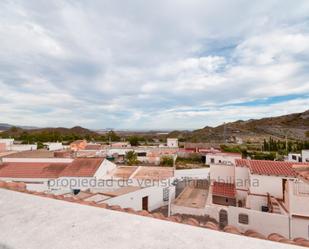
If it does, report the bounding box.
[286,153,302,162]
[284,165,309,239]
[94,165,176,212]
[0,139,14,150]
[172,158,309,240]
[0,138,37,151]
[11,144,37,152]
[0,160,70,192]
[167,138,179,148]
[302,150,309,163]
[205,152,242,165]
[207,159,309,239]
[75,185,175,212]
[44,142,64,151]
[0,157,116,192]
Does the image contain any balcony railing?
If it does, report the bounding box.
[293,182,309,196]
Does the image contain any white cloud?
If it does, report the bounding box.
[0,0,308,129]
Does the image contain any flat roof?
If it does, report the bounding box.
[102,186,141,197]
[0,189,296,249]
[173,186,208,209]
[132,166,174,180]
[108,166,174,180]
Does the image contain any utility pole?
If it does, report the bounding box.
[223,122,226,144]
[285,130,288,155]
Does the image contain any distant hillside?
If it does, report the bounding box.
[0,125,103,144]
[169,110,309,143]
[0,123,37,131]
[1,126,98,137]
[0,123,12,131]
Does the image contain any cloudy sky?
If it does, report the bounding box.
[1,0,309,130]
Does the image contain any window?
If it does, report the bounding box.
[292,155,297,160]
[210,158,215,163]
[238,213,249,224]
[163,188,169,201]
[137,152,146,157]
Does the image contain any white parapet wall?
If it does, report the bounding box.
[210,164,235,183]
[0,188,297,249]
[10,144,37,151]
[171,203,207,216]
[104,185,176,211]
[227,206,290,238]
[174,168,210,179]
[291,216,309,239]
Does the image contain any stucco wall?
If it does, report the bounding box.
[302,150,309,163]
[94,159,117,178]
[0,177,50,191]
[235,167,249,190]
[210,165,234,183]
[174,168,210,179]
[171,204,206,216]
[249,174,285,199]
[206,154,241,165]
[291,217,309,239]
[228,206,290,238]
[11,144,37,151]
[246,195,267,211]
[104,186,175,211]
[287,181,309,216]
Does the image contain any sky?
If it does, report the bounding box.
[0,0,309,130]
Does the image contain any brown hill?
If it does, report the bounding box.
[2,126,98,137]
[169,110,309,143]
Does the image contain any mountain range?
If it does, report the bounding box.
[1,110,308,143]
[168,110,309,143]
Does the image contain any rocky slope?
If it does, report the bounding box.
[169,110,309,143]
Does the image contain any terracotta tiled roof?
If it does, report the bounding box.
[59,158,104,177]
[108,166,138,179]
[85,144,102,150]
[235,159,309,177]
[212,182,235,198]
[298,171,309,182]
[0,162,69,178]
[70,140,86,145]
[293,165,309,183]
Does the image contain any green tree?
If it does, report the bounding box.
[127,136,140,146]
[107,131,120,142]
[125,151,139,165]
[160,156,174,167]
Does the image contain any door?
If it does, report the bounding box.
[219,209,228,229]
[142,196,148,211]
[282,179,287,201]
